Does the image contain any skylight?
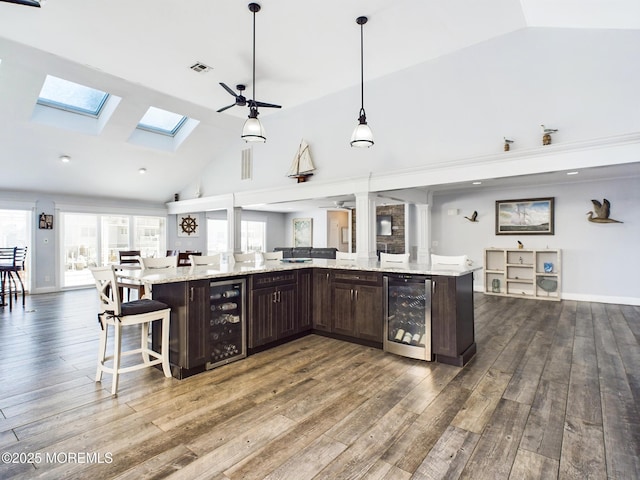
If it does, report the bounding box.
[137,107,188,137]
[37,75,109,117]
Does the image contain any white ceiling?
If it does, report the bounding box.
[0,0,638,203]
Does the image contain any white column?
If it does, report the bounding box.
[355,192,377,259]
[227,206,242,254]
[415,203,431,264]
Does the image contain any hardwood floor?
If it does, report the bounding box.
[0,290,638,479]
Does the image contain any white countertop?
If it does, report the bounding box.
[117,259,482,286]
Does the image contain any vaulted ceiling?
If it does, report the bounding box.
[0,0,638,203]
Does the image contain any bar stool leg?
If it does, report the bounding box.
[141,321,151,364]
[112,323,122,395]
[161,312,171,377]
[95,320,108,382]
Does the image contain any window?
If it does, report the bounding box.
[37,75,109,117]
[61,212,166,288]
[0,209,32,292]
[206,218,266,254]
[137,106,187,136]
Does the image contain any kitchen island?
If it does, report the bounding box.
[119,259,480,378]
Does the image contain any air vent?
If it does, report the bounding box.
[189,62,212,73]
[241,148,252,180]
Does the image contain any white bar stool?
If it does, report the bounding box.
[91,265,172,395]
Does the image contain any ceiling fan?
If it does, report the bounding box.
[216,82,281,113]
[0,0,40,6]
[320,200,355,210]
[217,3,281,126]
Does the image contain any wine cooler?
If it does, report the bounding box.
[384,274,432,361]
[207,278,246,369]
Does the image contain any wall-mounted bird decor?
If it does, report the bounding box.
[517,240,524,249]
[540,124,558,145]
[503,137,514,151]
[464,211,478,222]
[587,199,623,223]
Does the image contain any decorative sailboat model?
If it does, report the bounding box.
[287,139,316,183]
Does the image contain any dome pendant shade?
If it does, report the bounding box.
[351,15,373,148]
[350,110,374,148]
[241,108,266,143]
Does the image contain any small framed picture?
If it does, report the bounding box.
[38,213,53,229]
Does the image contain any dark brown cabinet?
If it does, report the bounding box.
[297,269,313,333]
[312,269,332,332]
[431,273,476,366]
[152,279,209,373]
[249,271,297,348]
[331,270,383,344]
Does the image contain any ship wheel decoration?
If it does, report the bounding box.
[179,215,199,236]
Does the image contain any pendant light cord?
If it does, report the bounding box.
[359,21,364,114]
[252,8,256,105]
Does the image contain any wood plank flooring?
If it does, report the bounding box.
[0,290,638,479]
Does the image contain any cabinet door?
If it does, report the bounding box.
[185,280,209,368]
[332,283,356,337]
[276,284,298,339]
[354,284,383,342]
[431,276,457,358]
[250,288,278,348]
[297,269,313,332]
[312,269,331,332]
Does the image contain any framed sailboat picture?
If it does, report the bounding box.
[495,197,554,235]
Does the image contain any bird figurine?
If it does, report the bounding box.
[503,137,514,151]
[587,199,623,223]
[517,240,524,249]
[464,211,478,222]
[540,124,558,145]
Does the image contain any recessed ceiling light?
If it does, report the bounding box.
[59,155,71,163]
[472,181,482,185]
[139,167,147,174]
[566,171,579,175]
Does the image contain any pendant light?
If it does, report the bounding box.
[350,16,374,148]
[242,3,267,143]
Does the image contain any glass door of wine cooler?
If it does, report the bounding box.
[207,278,246,369]
[384,275,432,361]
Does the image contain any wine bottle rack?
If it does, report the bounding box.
[207,279,246,369]
[384,275,432,361]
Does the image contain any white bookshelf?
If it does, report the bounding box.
[484,248,561,301]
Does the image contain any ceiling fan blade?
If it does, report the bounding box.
[0,0,41,6]
[254,101,282,109]
[216,103,236,113]
[219,82,239,98]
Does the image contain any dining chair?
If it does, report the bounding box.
[117,250,143,301]
[335,251,357,261]
[166,249,179,257]
[177,251,201,266]
[0,247,27,310]
[262,251,283,261]
[430,254,468,267]
[190,254,221,266]
[139,256,178,270]
[380,252,410,264]
[91,265,172,395]
[233,252,257,263]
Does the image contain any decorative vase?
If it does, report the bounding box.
[492,278,500,293]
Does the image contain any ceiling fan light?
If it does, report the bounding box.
[241,116,266,143]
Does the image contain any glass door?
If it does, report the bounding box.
[62,213,99,287]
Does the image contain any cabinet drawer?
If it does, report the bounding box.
[251,271,297,289]
[332,270,381,286]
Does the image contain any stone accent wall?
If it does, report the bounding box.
[350,204,405,254]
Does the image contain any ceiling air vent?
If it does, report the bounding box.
[189,62,211,73]
[241,148,252,180]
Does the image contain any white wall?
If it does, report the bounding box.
[431,176,640,304]
[181,28,640,201]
